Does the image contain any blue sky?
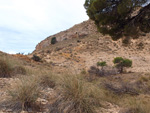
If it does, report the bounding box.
[0,0,88,54]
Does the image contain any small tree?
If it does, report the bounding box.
[97,61,107,70]
[113,57,132,73]
[51,37,57,44]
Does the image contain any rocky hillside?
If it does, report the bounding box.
[35,20,98,50]
[33,19,150,73]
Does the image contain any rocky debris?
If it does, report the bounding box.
[35,98,48,112]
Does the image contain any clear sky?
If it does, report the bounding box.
[0,0,88,54]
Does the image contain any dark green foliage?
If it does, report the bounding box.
[97,61,107,70]
[113,57,124,64]
[97,61,107,67]
[51,37,57,44]
[122,59,132,67]
[84,0,149,40]
[32,55,41,62]
[113,57,132,73]
[0,59,12,77]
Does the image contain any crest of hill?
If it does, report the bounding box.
[36,19,98,50]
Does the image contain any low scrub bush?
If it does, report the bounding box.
[51,74,101,113]
[104,82,139,96]
[88,66,118,76]
[32,55,41,62]
[88,66,100,76]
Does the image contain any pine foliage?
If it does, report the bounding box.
[84,0,149,40]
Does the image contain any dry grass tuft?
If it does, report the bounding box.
[8,75,41,110]
[51,74,102,113]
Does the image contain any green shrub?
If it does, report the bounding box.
[51,37,57,44]
[0,59,12,77]
[113,57,132,73]
[32,55,41,62]
[97,61,107,70]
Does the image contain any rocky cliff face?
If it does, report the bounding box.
[35,20,98,50]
